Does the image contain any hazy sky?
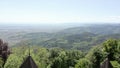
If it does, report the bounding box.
[0,0,120,24]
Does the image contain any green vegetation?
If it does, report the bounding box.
[75,58,92,68]
[15,32,120,52]
[0,24,120,68]
[12,24,120,52]
[0,39,119,68]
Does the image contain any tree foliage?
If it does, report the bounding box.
[0,39,120,68]
[75,58,92,68]
[0,39,10,67]
[103,39,118,60]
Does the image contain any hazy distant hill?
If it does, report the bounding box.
[56,24,120,35]
[14,24,120,51]
[0,23,87,45]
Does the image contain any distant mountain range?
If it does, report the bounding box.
[10,24,120,51]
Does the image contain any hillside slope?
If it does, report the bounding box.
[15,24,120,51]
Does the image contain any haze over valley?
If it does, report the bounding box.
[0,23,120,51]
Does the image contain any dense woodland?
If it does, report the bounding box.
[0,39,119,68]
[0,24,120,68]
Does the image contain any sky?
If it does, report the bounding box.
[0,0,120,24]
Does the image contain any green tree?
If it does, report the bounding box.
[86,46,104,68]
[0,58,4,68]
[114,41,120,63]
[103,39,118,60]
[4,54,23,68]
[75,58,92,68]
[66,50,84,67]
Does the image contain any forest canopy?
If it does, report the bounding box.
[0,39,119,68]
